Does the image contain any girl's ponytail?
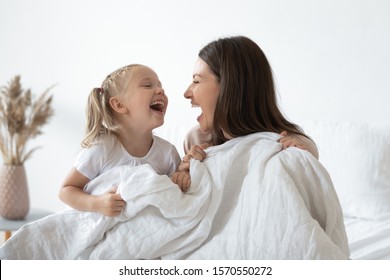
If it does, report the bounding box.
[81,86,119,147]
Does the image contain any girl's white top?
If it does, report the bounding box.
[73,134,181,180]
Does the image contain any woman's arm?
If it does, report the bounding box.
[59,168,125,217]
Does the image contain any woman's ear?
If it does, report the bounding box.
[109,97,128,114]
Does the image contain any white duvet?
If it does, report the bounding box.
[0,132,350,259]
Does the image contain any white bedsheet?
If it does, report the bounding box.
[0,132,350,259]
[344,215,390,260]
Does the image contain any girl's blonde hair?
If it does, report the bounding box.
[81,64,141,147]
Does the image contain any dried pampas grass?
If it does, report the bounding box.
[0,76,54,165]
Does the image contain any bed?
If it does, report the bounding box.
[0,121,388,260]
[157,120,390,260]
[301,121,390,260]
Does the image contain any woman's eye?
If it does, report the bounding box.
[193,80,199,84]
[143,84,152,88]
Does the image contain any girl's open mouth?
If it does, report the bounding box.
[150,101,165,112]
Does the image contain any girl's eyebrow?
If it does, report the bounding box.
[139,77,152,83]
[139,77,162,87]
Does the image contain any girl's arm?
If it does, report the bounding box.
[59,168,125,217]
[278,131,319,159]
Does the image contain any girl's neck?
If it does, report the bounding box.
[118,129,154,158]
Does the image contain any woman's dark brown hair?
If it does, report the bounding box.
[199,35,307,145]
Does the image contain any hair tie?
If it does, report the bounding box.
[97,87,104,96]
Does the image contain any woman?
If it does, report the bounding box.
[171,36,349,260]
[178,35,318,171]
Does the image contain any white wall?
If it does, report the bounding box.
[1,0,389,213]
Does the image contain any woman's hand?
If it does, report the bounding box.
[172,143,208,192]
[178,143,209,173]
[95,187,126,217]
[171,171,191,192]
[278,131,319,159]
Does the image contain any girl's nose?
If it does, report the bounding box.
[156,87,165,96]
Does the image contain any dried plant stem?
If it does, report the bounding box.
[0,76,54,165]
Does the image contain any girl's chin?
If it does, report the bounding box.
[152,117,165,129]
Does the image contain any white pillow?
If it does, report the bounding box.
[302,121,390,220]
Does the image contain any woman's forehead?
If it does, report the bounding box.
[193,58,208,74]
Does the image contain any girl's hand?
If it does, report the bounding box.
[178,143,209,173]
[278,131,319,159]
[95,187,126,217]
[171,171,191,192]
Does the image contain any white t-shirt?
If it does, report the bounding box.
[73,134,181,180]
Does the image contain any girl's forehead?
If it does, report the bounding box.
[130,65,159,81]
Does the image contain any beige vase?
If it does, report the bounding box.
[0,165,30,220]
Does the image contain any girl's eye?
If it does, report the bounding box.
[143,84,152,88]
[193,80,199,84]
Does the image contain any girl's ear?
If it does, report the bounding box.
[109,97,128,114]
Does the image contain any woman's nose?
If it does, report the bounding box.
[184,87,192,99]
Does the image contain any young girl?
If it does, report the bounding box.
[59,64,185,217]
